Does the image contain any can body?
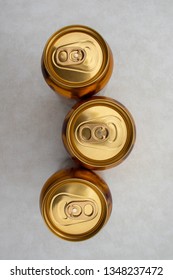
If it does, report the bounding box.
[63,97,136,170]
[40,168,112,241]
[41,25,113,99]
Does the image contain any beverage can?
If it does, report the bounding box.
[40,168,112,241]
[42,25,113,99]
[63,97,136,169]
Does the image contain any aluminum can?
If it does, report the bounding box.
[63,97,136,169]
[42,25,113,99]
[40,168,112,241]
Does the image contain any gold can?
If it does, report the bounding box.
[63,97,136,170]
[40,168,112,241]
[41,25,113,99]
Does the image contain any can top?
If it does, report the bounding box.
[40,169,112,241]
[63,97,136,169]
[42,25,113,99]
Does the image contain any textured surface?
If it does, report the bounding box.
[0,0,173,260]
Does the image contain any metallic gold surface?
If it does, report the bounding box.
[40,168,112,241]
[42,25,113,99]
[63,97,136,169]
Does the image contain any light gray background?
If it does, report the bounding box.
[0,0,173,260]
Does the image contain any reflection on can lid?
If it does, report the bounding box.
[40,168,112,241]
[63,97,136,170]
[42,25,113,99]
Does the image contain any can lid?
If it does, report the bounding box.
[40,169,112,241]
[42,25,113,99]
[63,97,136,169]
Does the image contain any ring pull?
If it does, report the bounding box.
[53,46,86,67]
[65,200,97,221]
[77,123,110,144]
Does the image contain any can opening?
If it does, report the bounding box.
[81,127,91,140]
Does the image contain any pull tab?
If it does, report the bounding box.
[65,200,97,220]
[77,123,110,143]
[75,116,126,149]
[53,46,86,66]
[51,193,98,226]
